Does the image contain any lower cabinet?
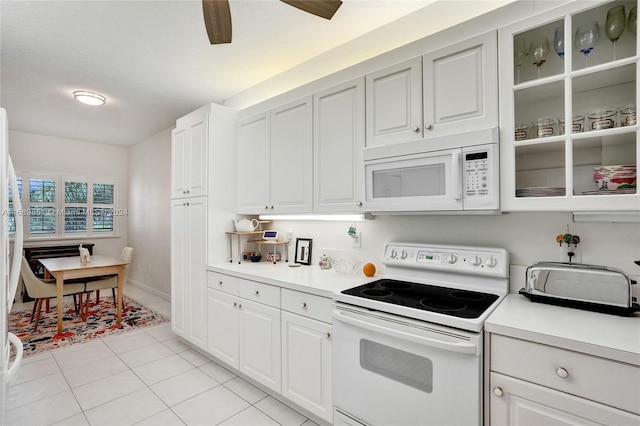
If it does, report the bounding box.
[488,333,640,425]
[206,271,333,423]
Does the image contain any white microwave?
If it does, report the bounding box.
[364,127,499,214]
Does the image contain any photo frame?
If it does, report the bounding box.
[294,238,312,265]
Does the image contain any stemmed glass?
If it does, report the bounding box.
[553,26,565,72]
[605,5,626,60]
[629,6,637,36]
[574,22,600,67]
[514,37,527,84]
[530,36,550,78]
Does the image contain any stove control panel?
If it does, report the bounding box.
[383,243,509,278]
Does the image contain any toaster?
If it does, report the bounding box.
[520,262,639,315]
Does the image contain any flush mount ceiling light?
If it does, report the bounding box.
[73,90,106,106]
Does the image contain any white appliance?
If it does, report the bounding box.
[1,107,24,423]
[363,127,499,214]
[333,242,509,426]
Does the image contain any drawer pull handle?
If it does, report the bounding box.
[556,367,569,378]
[255,290,260,296]
[493,387,503,397]
[301,302,307,309]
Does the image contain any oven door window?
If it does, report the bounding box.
[360,339,433,393]
[372,164,445,198]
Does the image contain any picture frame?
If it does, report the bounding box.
[294,238,312,265]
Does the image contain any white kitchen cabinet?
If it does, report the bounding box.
[488,333,640,425]
[281,289,333,422]
[171,113,208,199]
[207,288,239,368]
[237,112,270,214]
[313,78,365,213]
[365,57,423,147]
[238,97,313,214]
[171,197,207,349]
[423,30,498,137]
[499,0,638,212]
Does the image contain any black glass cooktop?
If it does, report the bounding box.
[341,279,499,319]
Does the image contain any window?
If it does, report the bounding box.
[12,171,119,239]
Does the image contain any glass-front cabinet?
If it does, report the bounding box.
[500,0,638,211]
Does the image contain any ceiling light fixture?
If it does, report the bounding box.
[73,90,106,106]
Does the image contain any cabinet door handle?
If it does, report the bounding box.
[493,387,503,397]
[356,201,363,207]
[301,302,307,309]
[255,290,260,296]
[265,205,269,210]
[325,332,331,339]
[425,124,433,130]
[218,281,223,286]
[233,302,237,308]
[556,367,569,378]
[411,125,420,132]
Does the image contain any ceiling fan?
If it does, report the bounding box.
[202,0,343,44]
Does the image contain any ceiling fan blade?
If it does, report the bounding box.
[280,0,343,20]
[202,0,232,44]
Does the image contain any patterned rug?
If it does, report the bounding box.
[8,295,169,358]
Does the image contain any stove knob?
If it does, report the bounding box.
[485,256,498,267]
[390,249,398,259]
[471,256,482,266]
[446,254,458,264]
[400,250,408,259]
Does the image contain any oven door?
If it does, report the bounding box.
[333,303,482,426]
[364,148,463,212]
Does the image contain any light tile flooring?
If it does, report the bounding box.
[7,284,317,426]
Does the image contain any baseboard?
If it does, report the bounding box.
[127,278,171,301]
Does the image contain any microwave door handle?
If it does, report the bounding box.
[452,151,462,200]
[333,308,478,355]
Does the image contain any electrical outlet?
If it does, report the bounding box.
[286,229,294,241]
[352,231,361,248]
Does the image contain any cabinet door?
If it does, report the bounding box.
[281,312,332,422]
[237,112,271,214]
[314,78,365,213]
[187,115,208,198]
[490,372,640,425]
[171,128,188,199]
[423,31,498,137]
[270,96,313,213]
[185,197,207,349]
[239,298,282,392]
[207,289,240,369]
[170,199,187,336]
[365,57,423,147]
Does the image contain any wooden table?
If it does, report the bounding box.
[39,255,129,335]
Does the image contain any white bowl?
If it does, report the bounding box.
[593,165,636,190]
[333,259,361,275]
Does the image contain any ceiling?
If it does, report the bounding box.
[0,0,511,146]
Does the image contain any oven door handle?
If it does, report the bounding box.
[333,309,479,355]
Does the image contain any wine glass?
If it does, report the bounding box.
[514,37,527,84]
[629,6,637,36]
[530,36,550,78]
[553,26,565,72]
[574,21,600,67]
[605,5,626,60]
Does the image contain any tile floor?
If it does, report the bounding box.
[7,283,317,426]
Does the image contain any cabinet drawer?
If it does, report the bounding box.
[239,279,280,308]
[491,334,640,414]
[207,271,239,295]
[281,289,332,323]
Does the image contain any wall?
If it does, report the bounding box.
[8,130,129,257]
[127,127,172,297]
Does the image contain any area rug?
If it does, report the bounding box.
[8,295,169,358]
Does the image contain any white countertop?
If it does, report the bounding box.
[486,294,640,366]
[207,262,378,298]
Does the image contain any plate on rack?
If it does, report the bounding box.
[582,188,636,195]
[516,187,566,197]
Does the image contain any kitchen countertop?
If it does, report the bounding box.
[207,262,378,298]
[486,294,640,366]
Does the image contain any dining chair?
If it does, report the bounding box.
[84,247,133,307]
[20,256,86,331]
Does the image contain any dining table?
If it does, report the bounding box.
[39,254,130,335]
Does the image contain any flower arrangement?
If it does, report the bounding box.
[556,225,580,263]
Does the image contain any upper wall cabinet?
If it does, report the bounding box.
[238,97,313,215]
[171,113,208,199]
[423,30,498,137]
[499,0,638,212]
[365,57,423,147]
[314,78,365,213]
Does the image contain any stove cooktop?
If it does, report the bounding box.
[341,279,500,319]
